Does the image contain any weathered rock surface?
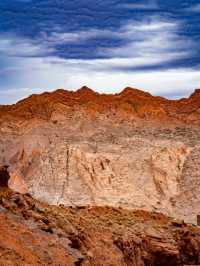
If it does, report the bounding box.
[1,87,200,223]
[0,187,200,266]
[8,171,28,194]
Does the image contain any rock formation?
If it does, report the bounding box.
[0,187,200,266]
[1,87,200,223]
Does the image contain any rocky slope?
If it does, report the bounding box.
[1,184,200,266]
[1,87,200,223]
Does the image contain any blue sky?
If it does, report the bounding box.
[0,0,200,103]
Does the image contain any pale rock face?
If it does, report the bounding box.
[8,171,28,194]
[172,146,200,223]
[151,145,191,199]
[5,132,195,222]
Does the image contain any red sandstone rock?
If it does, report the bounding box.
[0,86,200,124]
[0,188,200,266]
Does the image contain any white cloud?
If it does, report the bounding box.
[43,18,178,46]
[42,28,113,44]
[99,19,194,61]
[0,35,54,57]
[39,18,195,69]
[0,17,194,67]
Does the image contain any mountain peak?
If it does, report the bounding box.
[120,87,152,97]
[77,86,97,95]
[190,88,200,98]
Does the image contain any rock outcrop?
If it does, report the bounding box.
[8,171,28,194]
[0,187,200,266]
[1,87,200,223]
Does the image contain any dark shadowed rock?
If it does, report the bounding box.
[0,165,9,187]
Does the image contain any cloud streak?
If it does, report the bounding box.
[2,17,193,71]
[120,0,159,10]
[0,34,54,57]
[96,19,195,68]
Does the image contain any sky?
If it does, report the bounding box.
[0,0,200,103]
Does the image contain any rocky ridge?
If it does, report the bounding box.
[1,86,200,125]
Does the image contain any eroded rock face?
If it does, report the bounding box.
[1,87,200,223]
[1,128,199,223]
[150,145,191,211]
[0,188,200,266]
[8,171,28,194]
[0,165,28,194]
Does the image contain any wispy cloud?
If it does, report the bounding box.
[0,35,54,57]
[0,16,195,70]
[98,19,194,67]
[43,18,176,47]
[38,17,195,70]
[41,28,113,45]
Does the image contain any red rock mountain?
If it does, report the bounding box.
[0,87,200,224]
[1,87,200,265]
[1,86,200,124]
